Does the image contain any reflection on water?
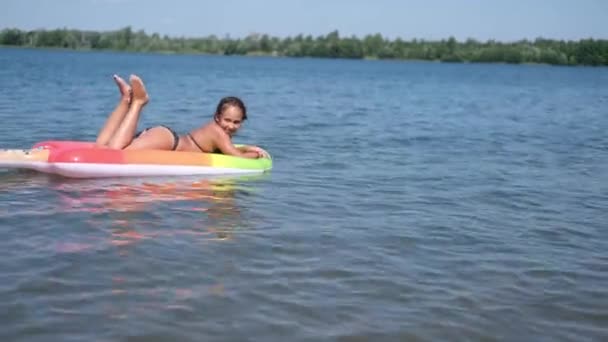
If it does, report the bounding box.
[1,171,267,325]
[1,171,269,249]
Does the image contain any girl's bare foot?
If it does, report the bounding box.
[129,74,149,105]
[113,74,131,103]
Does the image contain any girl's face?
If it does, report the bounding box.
[216,105,244,137]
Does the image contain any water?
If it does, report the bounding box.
[1,47,607,341]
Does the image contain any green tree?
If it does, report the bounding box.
[0,28,25,45]
[0,27,606,66]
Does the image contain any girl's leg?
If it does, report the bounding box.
[107,75,150,150]
[96,75,132,146]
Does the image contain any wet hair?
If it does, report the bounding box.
[214,96,247,121]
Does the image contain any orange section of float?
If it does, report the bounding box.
[44,145,215,166]
[122,150,213,166]
[35,141,213,165]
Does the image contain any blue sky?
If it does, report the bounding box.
[1,0,606,42]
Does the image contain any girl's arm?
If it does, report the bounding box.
[216,134,265,159]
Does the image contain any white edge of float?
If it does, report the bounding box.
[49,163,267,178]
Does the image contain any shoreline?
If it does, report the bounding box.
[0,45,599,68]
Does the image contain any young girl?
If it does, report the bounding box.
[96,74,269,159]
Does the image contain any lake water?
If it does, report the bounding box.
[1,47,607,341]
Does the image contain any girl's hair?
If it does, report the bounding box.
[214,96,247,121]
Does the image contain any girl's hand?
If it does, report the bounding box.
[249,146,270,159]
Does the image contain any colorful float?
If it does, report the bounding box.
[0,140,272,178]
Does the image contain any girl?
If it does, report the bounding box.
[96,74,268,159]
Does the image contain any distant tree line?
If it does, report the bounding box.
[1,27,607,66]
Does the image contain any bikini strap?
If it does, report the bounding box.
[187,133,206,152]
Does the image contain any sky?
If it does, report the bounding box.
[1,0,606,42]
